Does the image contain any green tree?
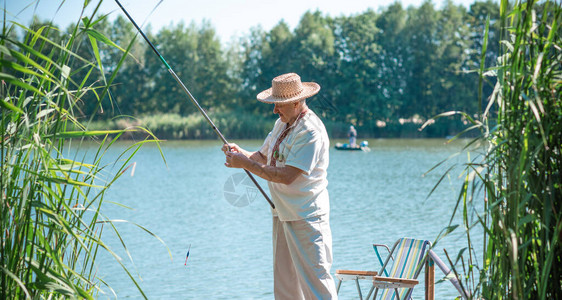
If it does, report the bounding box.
[434,1,475,112]
[332,10,381,125]
[402,1,440,120]
[466,0,501,115]
[102,16,149,117]
[238,21,296,116]
[375,2,408,122]
[144,21,231,115]
[467,0,501,69]
[48,1,514,139]
[292,11,338,120]
[237,26,268,114]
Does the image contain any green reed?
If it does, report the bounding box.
[1,1,166,298]
[426,0,561,299]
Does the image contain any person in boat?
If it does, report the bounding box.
[348,125,357,147]
[222,73,337,299]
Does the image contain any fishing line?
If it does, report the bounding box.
[114,0,275,209]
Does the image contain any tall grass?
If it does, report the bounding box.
[426,0,561,299]
[1,1,166,298]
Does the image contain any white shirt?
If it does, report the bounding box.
[259,110,330,221]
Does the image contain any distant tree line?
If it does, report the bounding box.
[16,0,502,138]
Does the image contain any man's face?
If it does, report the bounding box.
[273,102,299,124]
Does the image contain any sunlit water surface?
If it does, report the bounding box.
[89,139,479,299]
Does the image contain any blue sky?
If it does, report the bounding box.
[4,0,481,43]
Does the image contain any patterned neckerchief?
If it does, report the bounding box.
[270,109,308,167]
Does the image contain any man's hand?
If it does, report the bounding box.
[222,143,303,184]
[223,143,248,168]
[222,143,241,154]
[225,151,247,168]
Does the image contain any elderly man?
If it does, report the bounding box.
[222,73,337,299]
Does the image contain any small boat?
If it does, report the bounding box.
[335,141,370,152]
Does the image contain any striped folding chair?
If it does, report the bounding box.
[336,238,431,300]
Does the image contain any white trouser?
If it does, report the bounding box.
[273,215,338,300]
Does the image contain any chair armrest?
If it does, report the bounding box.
[337,270,378,276]
[335,270,378,281]
[372,275,419,289]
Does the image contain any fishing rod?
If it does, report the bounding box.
[114,0,275,209]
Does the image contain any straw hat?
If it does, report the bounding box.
[257,73,320,104]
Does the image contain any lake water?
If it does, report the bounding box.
[93,138,475,299]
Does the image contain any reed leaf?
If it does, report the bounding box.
[1,96,24,113]
[1,1,165,298]
[425,1,562,299]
